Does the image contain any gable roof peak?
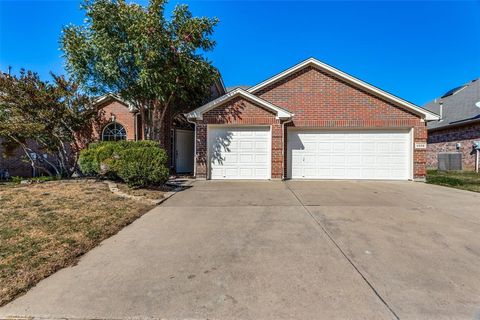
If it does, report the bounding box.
[248,57,439,121]
[185,87,293,121]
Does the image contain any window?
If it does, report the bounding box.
[102,122,127,141]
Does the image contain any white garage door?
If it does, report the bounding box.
[288,130,411,180]
[209,126,271,179]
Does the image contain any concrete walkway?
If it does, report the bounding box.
[1,180,480,319]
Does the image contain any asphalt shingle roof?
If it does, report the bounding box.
[423,79,480,130]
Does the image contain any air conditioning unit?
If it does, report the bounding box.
[438,152,462,171]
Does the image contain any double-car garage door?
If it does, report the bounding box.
[288,129,411,180]
[208,126,411,180]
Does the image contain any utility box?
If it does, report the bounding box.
[438,152,462,171]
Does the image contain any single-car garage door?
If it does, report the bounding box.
[288,129,411,180]
[209,126,271,179]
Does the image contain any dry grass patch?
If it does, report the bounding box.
[0,179,154,306]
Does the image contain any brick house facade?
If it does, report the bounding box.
[423,79,480,170]
[187,58,438,181]
[427,122,480,170]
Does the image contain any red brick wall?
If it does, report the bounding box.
[93,100,137,141]
[0,139,57,177]
[427,122,480,170]
[0,138,34,177]
[255,66,427,179]
[194,97,283,178]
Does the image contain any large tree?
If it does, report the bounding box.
[0,70,95,177]
[61,0,219,146]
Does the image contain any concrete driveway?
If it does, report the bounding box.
[1,180,480,319]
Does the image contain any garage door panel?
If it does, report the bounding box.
[347,155,363,165]
[331,155,346,165]
[288,130,411,180]
[332,168,346,177]
[304,155,317,164]
[239,154,253,163]
[333,143,346,152]
[376,143,390,153]
[347,142,362,152]
[209,127,271,179]
[317,155,330,165]
[255,154,268,163]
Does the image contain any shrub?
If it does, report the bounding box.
[78,148,99,175]
[78,141,169,187]
[116,147,169,188]
[10,176,22,184]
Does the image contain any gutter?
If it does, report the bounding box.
[428,118,480,132]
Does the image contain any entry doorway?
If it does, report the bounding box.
[175,129,194,173]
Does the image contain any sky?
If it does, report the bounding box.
[1,1,480,106]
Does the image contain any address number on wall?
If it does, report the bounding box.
[415,142,427,149]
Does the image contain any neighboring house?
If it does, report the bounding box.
[423,79,480,170]
[186,58,439,181]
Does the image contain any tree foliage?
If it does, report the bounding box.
[61,0,220,142]
[0,70,95,177]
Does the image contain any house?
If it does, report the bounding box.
[423,79,480,170]
[186,58,439,181]
[0,80,226,177]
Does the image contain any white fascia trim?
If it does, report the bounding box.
[93,93,137,112]
[185,88,293,120]
[248,58,440,121]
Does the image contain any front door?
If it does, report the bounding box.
[175,129,194,173]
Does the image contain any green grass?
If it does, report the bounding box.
[426,170,480,193]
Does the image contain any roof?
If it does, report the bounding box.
[226,85,251,92]
[185,88,293,120]
[93,93,137,112]
[423,79,480,130]
[248,58,439,121]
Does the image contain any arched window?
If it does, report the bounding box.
[102,122,127,141]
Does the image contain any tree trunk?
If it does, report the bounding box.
[151,102,173,169]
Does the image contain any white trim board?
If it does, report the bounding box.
[185,88,293,121]
[248,58,439,121]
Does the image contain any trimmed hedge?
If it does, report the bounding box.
[78,141,169,187]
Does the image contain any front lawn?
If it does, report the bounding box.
[426,170,480,193]
[0,180,155,306]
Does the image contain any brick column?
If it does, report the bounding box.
[271,123,283,179]
[414,124,428,180]
[195,123,208,179]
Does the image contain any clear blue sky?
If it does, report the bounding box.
[1,1,480,105]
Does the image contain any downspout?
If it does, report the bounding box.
[281,117,294,180]
[186,117,197,177]
[476,149,479,173]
